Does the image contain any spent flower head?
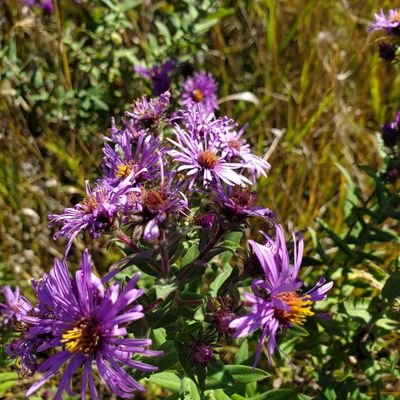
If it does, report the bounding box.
[135,60,174,95]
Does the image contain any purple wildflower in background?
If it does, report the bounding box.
[381,113,400,147]
[182,71,218,113]
[369,9,400,34]
[102,131,163,186]
[135,60,174,95]
[24,0,54,13]
[19,250,160,399]
[196,212,217,229]
[378,42,397,61]
[49,178,133,254]
[0,286,22,325]
[229,224,333,365]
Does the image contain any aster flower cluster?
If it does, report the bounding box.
[1,63,333,398]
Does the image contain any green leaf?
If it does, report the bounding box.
[375,318,399,330]
[206,365,269,389]
[155,280,178,300]
[209,265,232,296]
[0,372,18,396]
[234,340,249,364]
[232,389,298,400]
[156,340,179,372]
[147,371,181,392]
[382,271,400,302]
[180,242,200,268]
[206,389,232,400]
[181,377,201,400]
[343,298,372,323]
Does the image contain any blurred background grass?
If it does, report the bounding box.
[0,0,399,396]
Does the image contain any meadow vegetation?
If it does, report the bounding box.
[0,1,399,399]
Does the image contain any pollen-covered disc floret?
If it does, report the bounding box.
[229,224,333,365]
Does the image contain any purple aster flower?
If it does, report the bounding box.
[18,250,160,399]
[0,286,22,325]
[126,91,171,131]
[229,224,333,365]
[182,71,218,113]
[135,60,174,95]
[214,185,274,219]
[49,178,134,254]
[168,112,252,188]
[102,130,163,186]
[5,283,54,375]
[369,9,400,34]
[218,121,271,181]
[172,104,222,139]
[108,117,143,146]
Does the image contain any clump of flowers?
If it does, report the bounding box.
[2,65,333,397]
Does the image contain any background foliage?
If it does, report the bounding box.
[0,0,399,399]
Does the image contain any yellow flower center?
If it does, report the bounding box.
[116,162,135,179]
[274,291,314,325]
[61,318,101,354]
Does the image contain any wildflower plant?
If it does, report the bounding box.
[0,61,335,399]
[3,4,399,399]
